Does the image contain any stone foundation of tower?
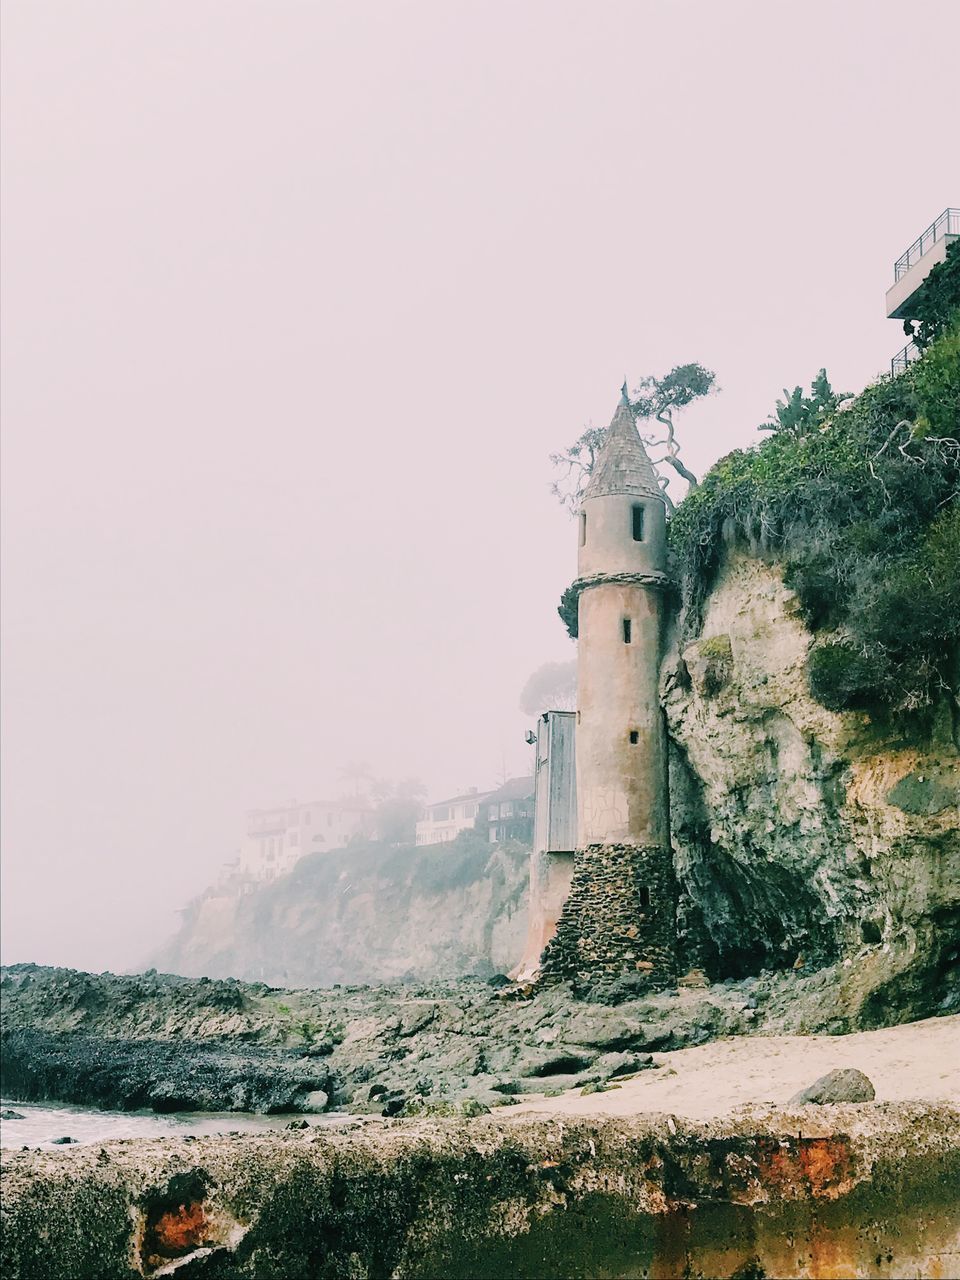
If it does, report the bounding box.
[537,842,678,990]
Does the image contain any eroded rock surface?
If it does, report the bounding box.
[663,551,960,1027]
[2,1105,958,1279]
[152,839,528,987]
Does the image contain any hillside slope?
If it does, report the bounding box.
[153,836,528,985]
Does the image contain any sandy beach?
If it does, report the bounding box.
[511,1013,960,1119]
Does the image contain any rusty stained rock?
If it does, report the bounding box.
[2,1103,958,1280]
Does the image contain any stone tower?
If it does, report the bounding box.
[539,386,678,989]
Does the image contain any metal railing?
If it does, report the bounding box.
[890,339,920,376]
[893,208,960,280]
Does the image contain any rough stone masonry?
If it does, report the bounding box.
[539,842,677,987]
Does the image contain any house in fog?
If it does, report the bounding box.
[480,776,535,845]
[415,788,493,846]
[239,798,373,882]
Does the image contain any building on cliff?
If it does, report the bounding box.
[886,206,959,374]
[480,776,535,844]
[239,798,373,882]
[533,387,679,988]
[415,787,494,846]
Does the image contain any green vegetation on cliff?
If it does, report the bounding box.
[669,335,960,715]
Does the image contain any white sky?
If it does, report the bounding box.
[2,0,957,972]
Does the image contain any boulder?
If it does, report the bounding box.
[563,1011,646,1050]
[788,1068,876,1106]
[594,1051,653,1080]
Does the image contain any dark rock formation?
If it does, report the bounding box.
[0,964,758,1115]
[2,1029,336,1115]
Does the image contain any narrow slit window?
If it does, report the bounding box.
[639,886,651,908]
[622,618,632,644]
[629,730,639,744]
[580,512,587,546]
[632,504,645,541]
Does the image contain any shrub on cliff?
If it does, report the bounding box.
[670,342,959,716]
[914,321,960,435]
[807,641,881,711]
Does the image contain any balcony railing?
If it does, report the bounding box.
[893,208,960,280]
[891,339,920,376]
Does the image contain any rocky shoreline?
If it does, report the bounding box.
[4,965,960,1277]
[0,962,819,1119]
[4,961,958,1121]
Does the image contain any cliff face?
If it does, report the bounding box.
[663,549,960,1027]
[154,838,528,986]
[155,553,957,1022]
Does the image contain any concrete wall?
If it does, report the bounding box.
[513,848,575,980]
[885,232,959,319]
[5,1108,958,1279]
[577,492,666,580]
[576,582,668,848]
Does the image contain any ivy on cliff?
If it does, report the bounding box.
[668,333,960,716]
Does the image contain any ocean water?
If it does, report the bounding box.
[0,1098,346,1149]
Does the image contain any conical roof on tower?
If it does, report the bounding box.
[581,385,663,502]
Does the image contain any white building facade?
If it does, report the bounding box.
[239,799,373,882]
[415,788,493,846]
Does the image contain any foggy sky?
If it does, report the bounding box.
[2,0,957,973]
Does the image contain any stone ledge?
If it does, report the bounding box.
[2,1104,957,1279]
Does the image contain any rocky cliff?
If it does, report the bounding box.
[153,553,958,1027]
[664,549,959,1027]
[153,836,528,986]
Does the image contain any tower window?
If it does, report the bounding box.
[580,512,587,546]
[629,730,639,744]
[632,504,645,541]
[639,886,651,908]
[622,618,632,644]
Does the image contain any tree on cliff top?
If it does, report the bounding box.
[550,363,716,513]
[757,369,851,438]
[519,660,577,716]
[372,777,427,846]
[669,342,960,719]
